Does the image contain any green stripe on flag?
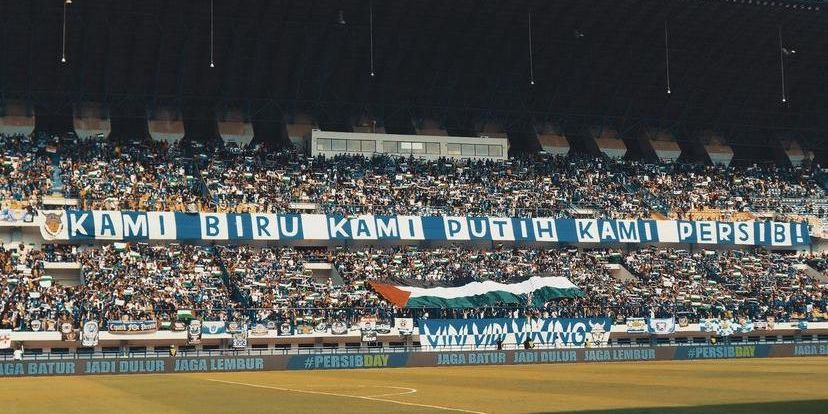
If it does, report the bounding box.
[405,287,582,309]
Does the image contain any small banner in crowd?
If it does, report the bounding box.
[361,330,378,343]
[625,317,647,334]
[226,321,243,334]
[187,320,203,345]
[232,326,248,349]
[278,322,294,336]
[249,323,269,336]
[331,320,348,335]
[107,320,157,334]
[81,321,99,347]
[754,316,776,330]
[201,321,227,335]
[700,318,754,336]
[0,329,11,349]
[358,316,378,330]
[395,318,414,334]
[60,322,78,342]
[647,317,676,335]
[375,321,392,334]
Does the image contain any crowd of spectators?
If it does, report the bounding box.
[58,138,205,211]
[2,135,828,332]
[0,242,236,331]
[620,248,826,322]
[201,147,621,217]
[0,134,54,210]
[186,145,828,219]
[1,243,825,330]
[633,162,827,219]
[0,243,64,331]
[74,243,235,325]
[332,246,565,285]
[2,135,825,220]
[216,245,393,327]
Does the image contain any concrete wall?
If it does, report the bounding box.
[1,342,825,377]
[0,100,35,136]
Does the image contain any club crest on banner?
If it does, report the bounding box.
[395,318,414,334]
[625,317,647,334]
[278,322,293,336]
[60,322,78,342]
[201,321,226,335]
[375,322,392,334]
[187,320,202,345]
[81,321,99,347]
[647,317,676,335]
[226,321,242,333]
[43,212,64,237]
[331,321,348,335]
[250,324,269,336]
[589,321,608,345]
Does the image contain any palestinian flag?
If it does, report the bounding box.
[369,276,582,308]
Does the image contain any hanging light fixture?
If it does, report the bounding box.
[778,26,787,103]
[528,9,535,85]
[664,20,671,95]
[369,1,375,77]
[61,0,71,63]
[210,0,215,68]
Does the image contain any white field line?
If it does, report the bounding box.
[280,384,417,397]
[363,385,418,397]
[205,378,490,414]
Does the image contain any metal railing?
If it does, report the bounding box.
[6,303,824,332]
[3,337,827,362]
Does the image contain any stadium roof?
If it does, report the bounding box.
[0,0,826,150]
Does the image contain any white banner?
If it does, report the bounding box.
[36,210,812,247]
[0,329,11,349]
[81,321,99,347]
[625,318,647,334]
[395,318,414,334]
[647,317,676,335]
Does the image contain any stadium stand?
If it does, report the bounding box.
[57,137,204,211]
[6,135,825,221]
[2,241,825,331]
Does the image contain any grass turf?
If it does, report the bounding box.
[2,357,827,414]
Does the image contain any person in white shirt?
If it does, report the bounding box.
[13,345,23,361]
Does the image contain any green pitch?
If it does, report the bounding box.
[3,357,827,414]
